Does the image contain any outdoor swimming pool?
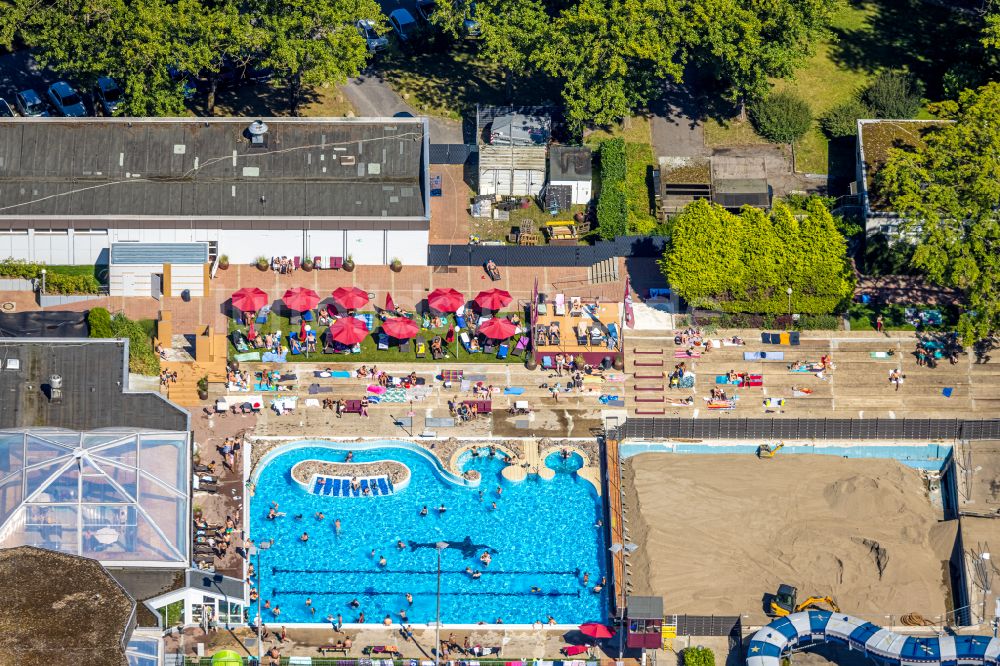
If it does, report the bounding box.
[250,441,608,625]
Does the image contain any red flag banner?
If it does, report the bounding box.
[624,277,635,329]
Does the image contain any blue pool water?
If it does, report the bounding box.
[250,442,607,625]
[618,442,952,471]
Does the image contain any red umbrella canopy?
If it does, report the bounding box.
[474,288,512,311]
[427,288,465,313]
[283,287,320,312]
[332,286,369,310]
[231,287,268,312]
[579,623,614,639]
[329,317,369,345]
[478,317,517,340]
[385,293,396,311]
[383,317,420,340]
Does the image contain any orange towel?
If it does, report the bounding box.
[779,332,790,345]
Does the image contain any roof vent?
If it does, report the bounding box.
[248,120,269,147]
[48,374,63,403]
[5,358,19,371]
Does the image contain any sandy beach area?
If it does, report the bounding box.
[622,453,956,624]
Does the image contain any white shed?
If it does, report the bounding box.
[108,242,208,298]
[549,146,593,205]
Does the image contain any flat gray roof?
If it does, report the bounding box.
[111,242,208,265]
[0,338,189,431]
[550,146,592,181]
[0,117,428,224]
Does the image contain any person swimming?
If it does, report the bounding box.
[420,506,428,517]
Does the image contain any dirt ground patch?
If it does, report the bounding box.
[622,453,956,624]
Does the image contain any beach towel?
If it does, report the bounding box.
[381,387,408,403]
[504,387,526,395]
[467,373,488,382]
[761,332,777,344]
[678,374,695,389]
[314,370,352,378]
[234,352,261,362]
[304,398,321,408]
[606,373,627,382]
[253,383,279,392]
[367,385,387,394]
[763,397,785,408]
[674,350,702,358]
[788,366,813,373]
[261,351,287,363]
[943,387,954,398]
[744,351,784,361]
[870,351,891,359]
[792,389,812,397]
[706,400,736,409]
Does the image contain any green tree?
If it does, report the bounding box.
[861,70,924,119]
[23,0,208,115]
[819,98,872,138]
[877,82,1000,343]
[186,1,265,114]
[257,0,380,115]
[660,198,853,313]
[750,90,812,144]
[691,0,842,114]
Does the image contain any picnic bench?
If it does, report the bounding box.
[318,644,350,656]
[343,400,363,415]
[461,400,492,414]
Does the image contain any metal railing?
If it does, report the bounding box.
[621,418,1000,442]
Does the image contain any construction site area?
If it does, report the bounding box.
[621,452,962,627]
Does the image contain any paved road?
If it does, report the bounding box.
[341,67,463,143]
[649,86,709,159]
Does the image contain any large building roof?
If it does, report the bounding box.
[857,119,947,214]
[0,546,136,666]
[0,338,189,432]
[0,117,429,227]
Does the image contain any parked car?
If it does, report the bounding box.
[0,98,13,117]
[389,9,419,42]
[47,81,87,117]
[356,19,388,52]
[92,76,122,116]
[15,89,48,117]
[463,1,481,37]
[416,0,437,23]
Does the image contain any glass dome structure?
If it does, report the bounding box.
[0,428,189,566]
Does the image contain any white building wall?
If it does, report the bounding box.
[0,231,30,261]
[552,179,592,205]
[345,230,386,265]
[169,264,205,297]
[480,169,545,196]
[31,231,72,264]
[385,230,429,266]
[109,263,160,297]
[218,230,304,264]
[305,230,346,264]
[72,231,111,265]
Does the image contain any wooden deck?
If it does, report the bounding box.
[605,434,627,612]
[535,303,622,354]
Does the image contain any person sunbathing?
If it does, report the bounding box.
[394,305,406,317]
[790,360,805,371]
[469,337,481,352]
[431,337,443,357]
[727,369,739,383]
[356,365,368,378]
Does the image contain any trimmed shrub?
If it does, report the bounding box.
[597,138,628,239]
[0,258,99,293]
[88,307,114,338]
[684,647,715,666]
[862,71,924,119]
[750,91,813,144]
[796,313,841,330]
[820,99,872,138]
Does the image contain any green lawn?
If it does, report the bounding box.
[231,312,525,365]
[705,2,874,175]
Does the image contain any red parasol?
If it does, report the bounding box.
[231,287,268,313]
[578,623,614,639]
[332,286,369,310]
[382,317,420,340]
[474,288,512,311]
[478,318,517,340]
[427,288,465,313]
[329,317,369,345]
[385,293,396,312]
[283,287,320,312]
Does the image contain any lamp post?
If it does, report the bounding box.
[40,268,46,295]
[250,541,271,665]
[434,541,449,666]
[786,287,793,317]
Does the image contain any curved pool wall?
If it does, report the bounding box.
[253,439,478,488]
[619,441,953,472]
[249,440,608,626]
[748,610,999,666]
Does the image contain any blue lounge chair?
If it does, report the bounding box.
[378,333,389,351]
[542,356,553,370]
[456,314,467,329]
[497,343,509,359]
[256,305,271,325]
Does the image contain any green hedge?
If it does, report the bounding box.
[597,138,628,239]
[0,258,101,294]
[89,307,160,375]
[684,647,715,666]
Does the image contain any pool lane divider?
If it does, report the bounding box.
[276,589,585,598]
[273,567,587,576]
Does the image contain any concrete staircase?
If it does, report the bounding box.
[160,318,228,408]
[588,257,620,284]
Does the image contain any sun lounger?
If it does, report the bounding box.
[576,325,588,346]
[415,336,427,358]
[399,338,411,353]
[554,293,566,315]
[293,256,301,270]
[607,322,619,347]
[541,355,553,369]
[378,333,389,351]
[483,337,496,354]
[512,335,529,357]
[456,313,467,329]
[255,304,271,324]
[497,342,509,359]
[329,256,343,270]
[570,296,583,316]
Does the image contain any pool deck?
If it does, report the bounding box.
[163,623,641,662]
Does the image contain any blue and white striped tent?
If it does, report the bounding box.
[747,611,1000,666]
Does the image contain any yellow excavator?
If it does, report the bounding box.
[768,584,840,617]
[756,442,785,459]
